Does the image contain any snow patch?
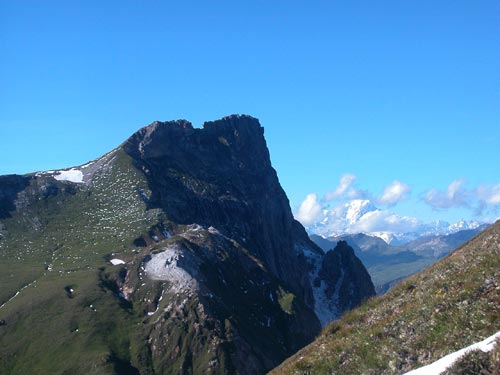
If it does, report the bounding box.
[300,245,340,326]
[54,168,84,183]
[144,246,199,293]
[0,279,38,310]
[110,259,126,265]
[403,329,500,375]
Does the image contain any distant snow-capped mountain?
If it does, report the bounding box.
[306,199,486,244]
[343,199,377,225]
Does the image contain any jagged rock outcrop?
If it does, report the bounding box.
[304,240,375,325]
[319,241,375,312]
[0,115,374,375]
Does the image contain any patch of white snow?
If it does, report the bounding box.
[54,168,84,183]
[110,259,126,265]
[300,245,341,326]
[403,329,500,375]
[144,246,199,293]
[79,161,95,169]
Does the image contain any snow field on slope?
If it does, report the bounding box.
[53,168,84,183]
[403,329,500,375]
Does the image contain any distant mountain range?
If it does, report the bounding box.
[311,223,488,293]
[308,198,487,245]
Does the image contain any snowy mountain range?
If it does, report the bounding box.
[307,199,485,245]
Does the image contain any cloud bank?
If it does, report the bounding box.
[293,174,499,236]
[424,179,469,209]
[423,179,500,215]
[294,193,322,226]
[294,174,417,236]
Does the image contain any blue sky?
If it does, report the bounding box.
[1,1,499,231]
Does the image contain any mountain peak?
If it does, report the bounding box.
[344,199,378,224]
[0,116,376,374]
[123,114,266,162]
[202,113,261,129]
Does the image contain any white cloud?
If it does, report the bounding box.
[351,209,419,234]
[377,181,411,206]
[306,198,421,238]
[479,184,500,205]
[423,179,500,215]
[294,193,323,226]
[325,174,356,201]
[424,179,470,209]
[297,175,500,237]
[325,174,368,201]
[475,184,500,215]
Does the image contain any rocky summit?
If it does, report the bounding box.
[0,115,374,375]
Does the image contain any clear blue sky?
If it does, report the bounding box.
[1,1,499,228]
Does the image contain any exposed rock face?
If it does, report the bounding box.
[319,241,375,313]
[0,175,30,219]
[304,240,375,325]
[122,115,313,305]
[0,115,375,375]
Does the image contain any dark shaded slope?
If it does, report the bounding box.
[0,175,31,219]
[318,241,375,312]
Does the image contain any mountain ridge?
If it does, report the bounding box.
[0,115,374,375]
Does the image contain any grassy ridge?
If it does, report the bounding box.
[0,150,156,374]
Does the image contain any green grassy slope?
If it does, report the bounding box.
[272,221,500,375]
[0,149,158,374]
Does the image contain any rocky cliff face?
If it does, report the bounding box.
[0,115,374,375]
[303,240,375,325]
[122,115,313,306]
[319,241,375,312]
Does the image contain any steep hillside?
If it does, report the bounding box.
[272,220,500,375]
[0,115,373,375]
